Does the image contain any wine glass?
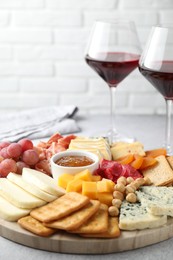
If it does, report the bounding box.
[139,24,173,155]
[85,20,141,144]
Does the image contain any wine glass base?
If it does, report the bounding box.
[106,129,135,145]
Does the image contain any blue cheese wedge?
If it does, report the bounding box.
[119,201,167,230]
[140,186,173,201]
[138,187,173,217]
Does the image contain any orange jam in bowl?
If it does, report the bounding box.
[51,150,99,183]
[55,155,94,167]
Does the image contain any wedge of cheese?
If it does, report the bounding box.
[22,168,65,197]
[140,186,173,201]
[0,178,46,209]
[0,195,30,222]
[111,141,145,160]
[119,201,167,230]
[7,172,57,202]
[136,190,173,217]
[68,137,111,160]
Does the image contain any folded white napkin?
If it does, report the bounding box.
[0,106,80,142]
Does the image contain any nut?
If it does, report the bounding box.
[144,177,152,186]
[113,190,124,201]
[135,178,145,186]
[126,177,134,184]
[117,176,127,186]
[114,183,126,193]
[112,198,122,208]
[126,193,137,203]
[125,184,135,194]
[108,206,119,217]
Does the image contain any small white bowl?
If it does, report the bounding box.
[51,150,99,182]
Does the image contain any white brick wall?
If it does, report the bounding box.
[0,0,171,115]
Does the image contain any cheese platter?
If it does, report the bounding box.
[1,133,173,254]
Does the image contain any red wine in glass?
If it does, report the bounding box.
[85,20,141,143]
[86,52,139,87]
[139,61,173,99]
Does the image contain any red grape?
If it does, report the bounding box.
[7,143,22,158]
[0,141,10,150]
[16,161,30,175]
[0,159,17,177]
[18,139,33,152]
[0,147,11,159]
[22,149,39,165]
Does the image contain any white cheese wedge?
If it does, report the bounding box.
[136,190,173,217]
[0,195,30,222]
[119,201,167,230]
[22,168,65,197]
[0,178,46,209]
[7,172,57,202]
[69,137,112,160]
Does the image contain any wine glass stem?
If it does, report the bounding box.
[165,99,172,155]
[109,86,117,143]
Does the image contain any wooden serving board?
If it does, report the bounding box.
[1,218,173,254]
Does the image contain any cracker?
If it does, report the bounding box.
[18,215,55,237]
[142,155,173,186]
[80,217,121,238]
[45,200,100,231]
[70,203,108,234]
[30,192,90,223]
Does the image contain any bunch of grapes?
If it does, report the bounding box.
[0,139,39,177]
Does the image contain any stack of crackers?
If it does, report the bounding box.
[142,155,173,186]
[18,192,120,238]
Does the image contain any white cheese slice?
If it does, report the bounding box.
[22,168,65,197]
[0,178,46,209]
[7,172,57,202]
[119,201,167,230]
[0,195,30,222]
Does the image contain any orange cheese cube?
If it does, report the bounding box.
[58,173,74,189]
[91,175,101,182]
[82,181,97,199]
[74,169,92,181]
[66,179,83,193]
[97,193,113,206]
[97,179,115,193]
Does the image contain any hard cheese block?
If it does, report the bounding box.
[111,141,145,160]
[119,201,167,230]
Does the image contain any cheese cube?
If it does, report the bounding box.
[91,175,101,182]
[97,193,113,206]
[82,181,97,199]
[58,173,74,189]
[66,179,82,193]
[97,179,114,193]
[74,169,92,181]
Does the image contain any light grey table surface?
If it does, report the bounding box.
[0,114,172,260]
